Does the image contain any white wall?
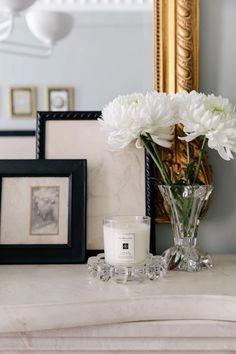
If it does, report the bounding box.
[0,10,152,174]
[156,0,236,254]
[0,11,152,130]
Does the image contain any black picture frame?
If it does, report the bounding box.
[0,131,35,137]
[145,153,156,254]
[36,111,100,160]
[0,159,87,264]
[36,111,155,257]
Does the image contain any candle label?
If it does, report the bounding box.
[115,232,135,263]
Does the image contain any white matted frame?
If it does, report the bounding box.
[0,159,87,264]
[46,87,74,111]
[36,111,149,256]
[1,178,68,244]
[9,86,36,118]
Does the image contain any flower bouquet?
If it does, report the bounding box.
[100,91,236,271]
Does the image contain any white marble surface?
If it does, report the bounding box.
[1,321,236,353]
[0,254,235,334]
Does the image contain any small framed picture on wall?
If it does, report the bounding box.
[46,87,74,111]
[9,86,36,118]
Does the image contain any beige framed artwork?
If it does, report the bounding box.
[30,186,60,236]
[9,86,36,118]
[0,159,87,264]
[1,178,68,245]
[46,87,73,111]
[36,111,146,254]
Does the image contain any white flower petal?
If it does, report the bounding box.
[101,91,175,150]
[135,138,144,149]
[179,132,199,142]
[153,138,173,148]
[176,91,236,160]
[215,145,232,161]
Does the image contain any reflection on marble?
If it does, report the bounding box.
[46,120,145,249]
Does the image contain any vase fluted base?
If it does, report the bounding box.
[162,245,213,272]
[158,185,214,272]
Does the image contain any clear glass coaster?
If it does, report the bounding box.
[87,253,168,283]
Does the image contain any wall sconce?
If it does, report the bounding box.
[26,10,74,48]
[0,0,37,13]
[0,0,74,57]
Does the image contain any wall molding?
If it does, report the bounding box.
[34,0,152,11]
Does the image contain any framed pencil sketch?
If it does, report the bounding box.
[36,111,153,257]
[46,87,73,111]
[30,186,60,236]
[9,87,36,118]
[0,159,87,264]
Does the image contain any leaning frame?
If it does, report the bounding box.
[0,159,87,264]
[151,0,200,223]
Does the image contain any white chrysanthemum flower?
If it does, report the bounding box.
[179,92,236,160]
[100,92,175,149]
[170,90,205,123]
[141,91,175,148]
[99,93,147,149]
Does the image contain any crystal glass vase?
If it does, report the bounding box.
[158,185,213,272]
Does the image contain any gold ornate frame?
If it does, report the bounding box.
[153,0,200,223]
[45,86,74,111]
[9,86,36,118]
[153,0,199,93]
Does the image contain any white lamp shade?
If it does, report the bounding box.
[0,12,13,41]
[26,10,74,47]
[0,0,37,13]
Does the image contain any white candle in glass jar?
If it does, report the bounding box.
[103,216,150,266]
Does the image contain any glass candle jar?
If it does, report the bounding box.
[103,216,150,266]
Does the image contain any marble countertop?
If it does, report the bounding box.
[0,254,236,333]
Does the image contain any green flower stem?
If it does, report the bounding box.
[146,133,171,185]
[141,136,166,183]
[185,141,191,184]
[150,141,171,185]
[140,134,171,185]
[193,136,207,184]
[186,141,190,165]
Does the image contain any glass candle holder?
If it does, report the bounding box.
[103,216,150,266]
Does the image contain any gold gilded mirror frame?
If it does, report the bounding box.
[152,0,212,223]
[154,0,199,93]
